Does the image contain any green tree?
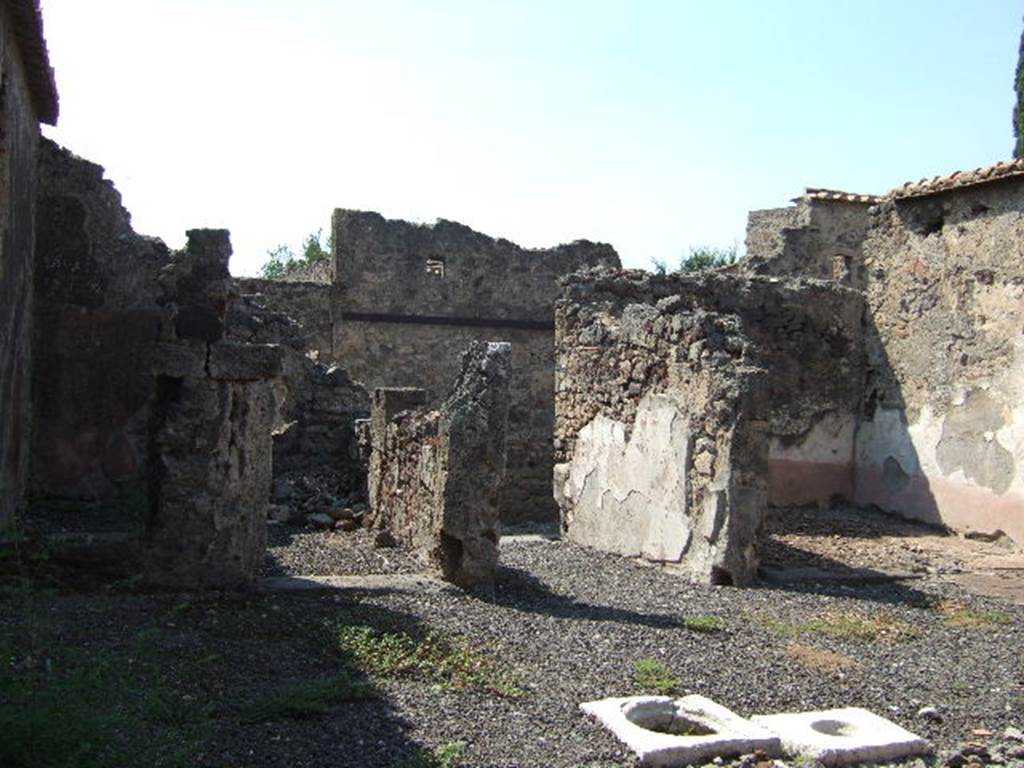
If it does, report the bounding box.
[260,244,296,279]
[301,229,331,264]
[259,229,331,279]
[1015,20,1024,158]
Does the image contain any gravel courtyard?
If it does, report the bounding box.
[3,507,1022,768]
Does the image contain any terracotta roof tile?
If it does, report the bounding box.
[795,188,883,204]
[889,158,1024,199]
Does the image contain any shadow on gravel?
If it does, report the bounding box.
[0,572,449,768]
[757,539,938,609]
[764,504,949,540]
[492,564,681,628]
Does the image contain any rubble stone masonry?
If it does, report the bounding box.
[554,270,865,582]
[367,342,511,594]
[333,209,619,525]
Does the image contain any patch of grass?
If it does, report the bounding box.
[0,664,119,768]
[679,614,726,634]
[403,740,468,768]
[633,658,679,695]
[784,641,860,673]
[758,609,921,643]
[334,624,523,698]
[236,673,374,723]
[938,601,1014,630]
[0,655,206,768]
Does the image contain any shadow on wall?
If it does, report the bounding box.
[851,316,941,527]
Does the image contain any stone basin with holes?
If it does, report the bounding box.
[752,707,932,766]
[580,695,781,767]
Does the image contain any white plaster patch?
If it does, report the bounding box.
[581,695,781,767]
[854,406,926,477]
[752,707,931,767]
[562,393,691,562]
[769,411,856,463]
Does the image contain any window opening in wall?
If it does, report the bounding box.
[425,258,445,277]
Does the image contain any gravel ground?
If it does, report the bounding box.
[254,514,1024,767]
[6,510,1023,768]
[264,524,423,577]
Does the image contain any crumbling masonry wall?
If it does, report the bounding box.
[742,172,1024,546]
[29,140,280,587]
[367,342,511,593]
[0,7,49,525]
[554,271,864,584]
[227,282,370,502]
[233,277,335,362]
[744,194,875,289]
[855,182,1024,544]
[332,209,619,525]
[143,230,280,588]
[32,138,170,500]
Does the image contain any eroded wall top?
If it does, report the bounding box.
[332,209,620,321]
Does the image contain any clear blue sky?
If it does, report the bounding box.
[40,0,1023,274]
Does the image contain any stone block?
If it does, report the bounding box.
[751,708,931,766]
[147,340,208,378]
[580,695,781,767]
[143,377,274,589]
[208,341,283,381]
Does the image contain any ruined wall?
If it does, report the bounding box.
[233,277,334,361]
[143,230,280,588]
[554,270,864,583]
[554,271,766,584]
[856,181,1024,544]
[744,196,874,288]
[333,209,619,524]
[31,139,170,499]
[367,342,510,593]
[0,10,45,525]
[227,284,370,499]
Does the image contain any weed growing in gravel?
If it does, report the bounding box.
[236,673,374,722]
[758,609,921,642]
[784,641,860,673]
[402,740,467,768]
[679,614,726,634]
[335,624,523,697]
[633,658,679,695]
[0,647,206,768]
[937,601,1014,630]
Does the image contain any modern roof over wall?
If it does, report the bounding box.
[795,156,1024,206]
[796,188,883,204]
[4,0,58,125]
[889,158,1024,200]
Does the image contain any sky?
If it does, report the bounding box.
[38,0,1024,275]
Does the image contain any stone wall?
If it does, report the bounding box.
[233,277,334,361]
[741,174,1024,546]
[553,270,865,582]
[332,209,620,524]
[31,139,170,499]
[227,283,370,498]
[0,8,46,526]
[744,196,874,289]
[143,230,280,588]
[855,181,1024,544]
[367,342,511,593]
